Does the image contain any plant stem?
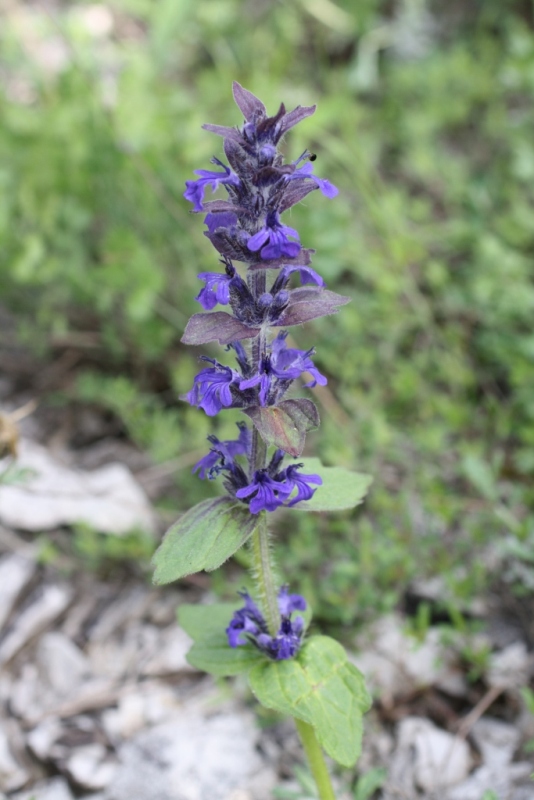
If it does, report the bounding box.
[294,719,337,800]
[247,266,281,633]
[250,510,280,635]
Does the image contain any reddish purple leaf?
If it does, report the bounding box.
[243,399,320,457]
[202,124,243,142]
[182,313,260,346]
[232,82,266,121]
[278,105,316,137]
[275,288,351,327]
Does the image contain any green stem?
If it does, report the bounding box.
[294,719,337,800]
[250,510,280,635]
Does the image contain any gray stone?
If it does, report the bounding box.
[37,631,90,697]
[0,724,29,792]
[388,717,472,795]
[446,765,509,800]
[351,613,458,699]
[471,717,520,767]
[10,776,74,800]
[64,743,117,791]
[27,718,64,761]
[0,439,155,534]
[101,680,183,742]
[0,553,35,630]
[106,704,276,800]
[0,585,72,666]
[10,632,90,721]
[488,642,533,690]
[141,626,195,677]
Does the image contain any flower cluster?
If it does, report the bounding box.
[227,587,307,660]
[182,83,343,514]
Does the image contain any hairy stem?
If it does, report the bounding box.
[294,719,337,800]
[250,511,280,635]
[246,267,281,633]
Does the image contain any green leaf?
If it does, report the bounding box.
[248,636,371,767]
[152,498,257,584]
[179,603,264,676]
[353,767,387,800]
[243,399,319,457]
[291,458,372,512]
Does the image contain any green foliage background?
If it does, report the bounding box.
[2,0,534,627]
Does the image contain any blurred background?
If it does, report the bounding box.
[1,0,534,633]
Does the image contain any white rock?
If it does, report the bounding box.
[37,632,90,698]
[64,744,117,791]
[102,681,183,742]
[0,553,35,629]
[510,762,534,783]
[512,789,534,800]
[447,719,528,800]
[0,584,73,666]
[471,717,520,767]
[8,631,89,723]
[102,692,146,741]
[107,705,276,800]
[0,725,28,792]
[88,587,152,642]
[10,777,74,800]
[488,642,533,690]
[0,439,154,534]
[140,681,183,726]
[390,717,472,793]
[141,626,195,677]
[352,614,456,698]
[446,764,510,800]
[27,718,64,761]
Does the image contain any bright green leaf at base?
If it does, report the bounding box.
[179,603,264,676]
[152,497,257,584]
[248,635,371,767]
[293,458,372,512]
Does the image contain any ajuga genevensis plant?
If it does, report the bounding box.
[152,83,372,800]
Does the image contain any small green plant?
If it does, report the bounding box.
[353,767,387,800]
[274,765,318,799]
[73,524,155,573]
[152,84,372,799]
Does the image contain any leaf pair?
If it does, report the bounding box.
[181,288,351,346]
[180,603,371,767]
[152,461,372,585]
[153,460,371,584]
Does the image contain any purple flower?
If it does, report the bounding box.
[235,469,293,513]
[279,264,325,288]
[238,355,272,406]
[270,332,327,388]
[279,463,323,506]
[195,272,233,309]
[226,591,265,647]
[193,423,251,479]
[226,587,307,660]
[287,160,338,199]
[247,212,300,260]
[238,333,327,407]
[184,160,240,212]
[277,585,307,615]
[204,211,238,233]
[186,359,241,416]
